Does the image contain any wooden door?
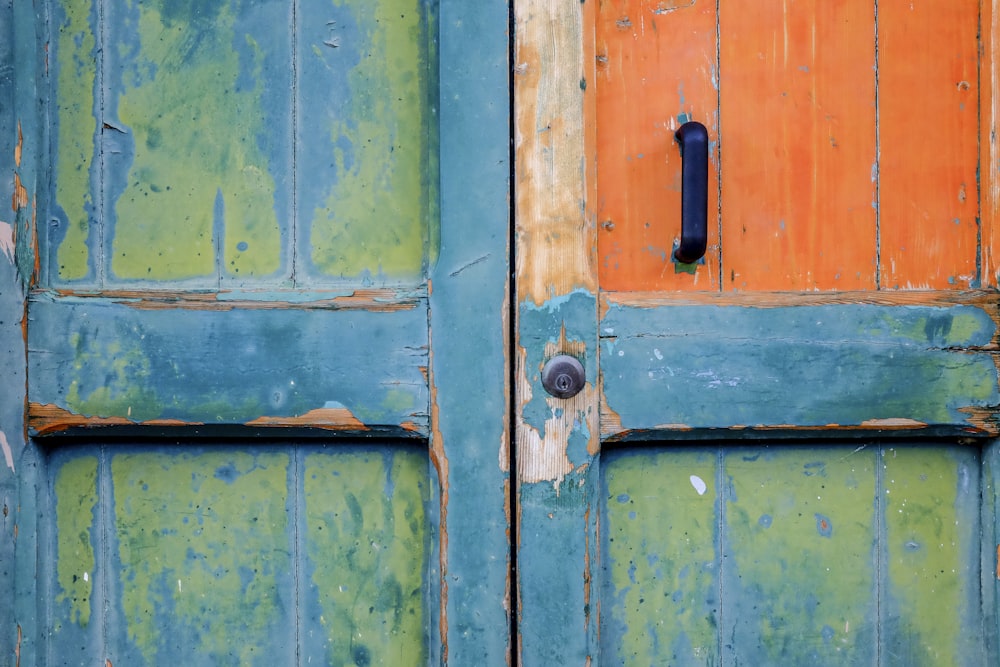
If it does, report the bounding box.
[1,1,511,665]
[515,1,1000,664]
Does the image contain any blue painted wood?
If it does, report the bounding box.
[602,302,1000,435]
[28,294,429,433]
[430,0,511,660]
[516,291,601,664]
[13,2,512,666]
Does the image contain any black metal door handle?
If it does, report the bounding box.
[673,121,708,264]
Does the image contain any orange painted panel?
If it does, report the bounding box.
[878,1,979,289]
[595,0,719,292]
[719,2,878,291]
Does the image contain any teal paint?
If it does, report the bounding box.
[602,304,1000,434]
[517,289,601,664]
[428,0,512,661]
[28,296,430,432]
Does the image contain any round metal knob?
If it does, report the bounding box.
[541,355,586,399]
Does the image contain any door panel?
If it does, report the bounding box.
[600,444,984,665]
[515,0,1000,664]
[47,443,431,666]
[6,0,511,664]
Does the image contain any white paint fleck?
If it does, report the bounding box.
[0,430,14,473]
[653,348,663,360]
[690,474,707,496]
[178,579,182,592]
[83,572,89,582]
[0,222,13,263]
[618,350,624,356]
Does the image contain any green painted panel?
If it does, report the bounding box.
[109,0,289,283]
[601,448,720,665]
[53,455,100,630]
[301,447,429,665]
[881,446,984,666]
[45,443,431,666]
[45,0,437,288]
[599,443,987,666]
[723,446,878,665]
[51,0,98,282]
[111,448,294,665]
[299,0,437,282]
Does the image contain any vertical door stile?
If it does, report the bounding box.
[514,0,600,662]
[430,0,513,663]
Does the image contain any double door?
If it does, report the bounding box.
[3,0,1000,665]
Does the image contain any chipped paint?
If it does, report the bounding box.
[0,222,14,263]
[245,407,367,430]
[0,430,14,472]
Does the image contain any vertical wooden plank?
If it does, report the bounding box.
[600,447,721,664]
[595,0,719,292]
[984,0,1000,288]
[107,449,294,666]
[880,445,985,665]
[514,0,600,662]
[984,440,1000,661]
[49,453,101,658]
[878,2,979,290]
[104,0,290,286]
[720,2,877,291]
[722,446,878,665]
[430,0,512,662]
[300,447,429,665]
[48,0,99,285]
[297,0,434,285]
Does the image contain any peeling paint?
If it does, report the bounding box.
[0,222,14,263]
[0,430,14,472]
[245,406,367,431]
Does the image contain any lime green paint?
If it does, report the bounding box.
[54,0,96,281]
[603,449,719,664]
[725,447,877,662]
[303,448,428,665]
[113,2,281,280]
[54,455,99,627]
[65,333,162,420]
[310,0,433,280]
[112,450,290,664]
[882,447,975,666]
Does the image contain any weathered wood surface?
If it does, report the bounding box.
[514,0,601,662]
[45,0,435,288]
[27,293,430,435]
[596,1,991,292]
[11,1,512,666]
[601,443,987,665]
[46,443,429,666]
[601,298,1000,438]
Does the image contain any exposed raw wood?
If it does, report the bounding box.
[40,288,423,312]
[514,0,595,305]
[984,0,1000,287]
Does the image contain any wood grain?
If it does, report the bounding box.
[878,0,980,289]
[719,1,878,291]
[595,0,719,291]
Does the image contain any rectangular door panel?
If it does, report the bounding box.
[45,442,434,666]
[600,443,985,665]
